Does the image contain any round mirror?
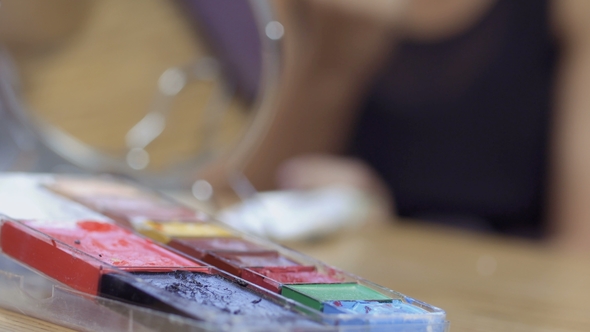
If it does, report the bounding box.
[0,0,281,189]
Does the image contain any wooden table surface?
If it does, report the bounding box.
[287,222,590,332]
[2,221,589,331]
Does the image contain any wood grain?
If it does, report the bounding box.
[283,222,590,332]
[0,307,74,332]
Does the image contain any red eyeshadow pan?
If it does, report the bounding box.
[202,251,305,276]
[1,221,103,294]
[32,221,200,269]
[0,220,204,295]
[242,267,345,293]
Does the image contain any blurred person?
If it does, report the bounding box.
[214,0,590,251]
[4,0,590,251]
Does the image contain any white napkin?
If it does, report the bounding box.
[217,185,371,241]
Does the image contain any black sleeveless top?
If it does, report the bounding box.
[351,0,558,238]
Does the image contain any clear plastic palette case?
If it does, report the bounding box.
[0,173,449,331]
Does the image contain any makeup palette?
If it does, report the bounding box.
[0,219,322,330]
[0,174,449,331]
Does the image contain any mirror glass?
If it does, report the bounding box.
[0,0,280,188]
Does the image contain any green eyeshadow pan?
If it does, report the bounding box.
[281,283,391,311]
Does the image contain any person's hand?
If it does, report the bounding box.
[272,0,408,84]
[276,154,395,223]
[199,1,409,197]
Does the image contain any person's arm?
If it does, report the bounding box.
[548,0,590,250]
[239,0,406,191]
